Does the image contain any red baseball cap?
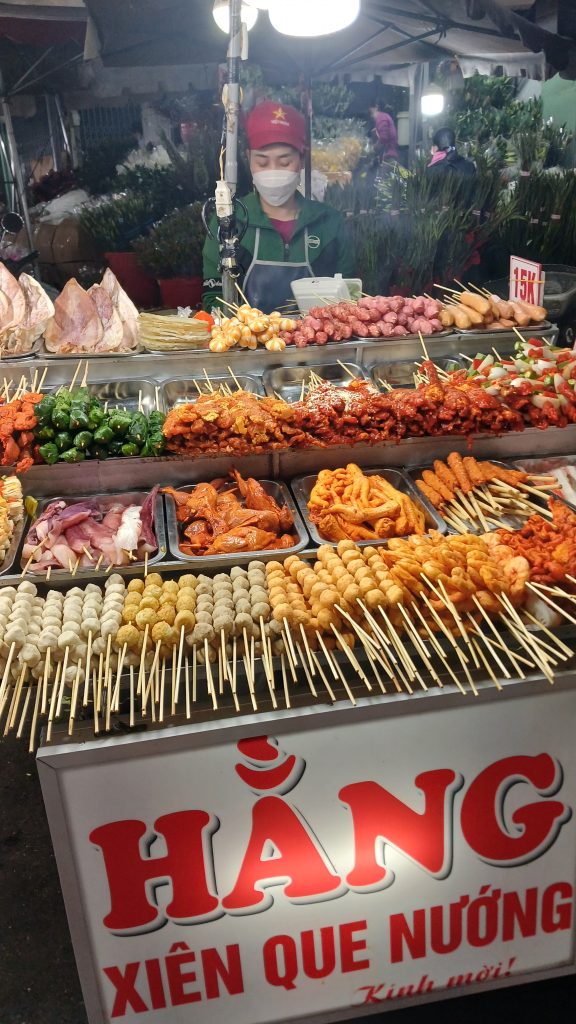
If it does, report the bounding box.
[245,101,306,153]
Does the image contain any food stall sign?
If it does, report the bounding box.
[510,256,546,307]
[38,681,576,1024]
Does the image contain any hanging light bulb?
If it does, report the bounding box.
[213,0,258,32]
[421,84,445,117]
[269,0,360,37]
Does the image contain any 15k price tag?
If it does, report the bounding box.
[509,256,545,306]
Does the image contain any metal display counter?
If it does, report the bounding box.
[38,667,576,1024]
[2,321,572,1024]
[0,322,557,387]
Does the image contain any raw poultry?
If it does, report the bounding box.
[0,268,54,356]
[21,488,159,572]
[44,270,139,355]
[163,470,297,556]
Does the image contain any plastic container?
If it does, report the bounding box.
[291,274,362,315]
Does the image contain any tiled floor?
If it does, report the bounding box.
[1,734,574,1024]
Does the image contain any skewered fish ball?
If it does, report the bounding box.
[127,579,144,594]
[143,584,162,600]
[176,594,196,612]
[251,602,270,619]
[135,608,156,630]
[191,623,214,644]
[178,574,197,590]
[174,610,196,631]
[116,624,140,649]
[122,605,140,624]
[152,621,174,645]
[196,610,213,626]
[18,581,37,597]
[140,596,160,611]
[105,574,124,587]
[144,573,163,588]
[162,580,179,596]
[159,592,177,608]
[157,604,176,625]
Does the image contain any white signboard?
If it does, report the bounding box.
[509,256,546,308]
[39,688,576,1024]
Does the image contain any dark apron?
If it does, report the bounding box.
[243,226,314,314]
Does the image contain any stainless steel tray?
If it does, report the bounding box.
[0,512,28,576]
[512,456,576,511]
[354,329,454,343]
[44,378,164,414]
[164,478,309,567]
[262,362,366,402]
[291,466,446,548]
[369,356,463,390]
[408,458,553,535]
[457,320,556,341]
[41,345,137,359]
[20,490,166,576]
[162,374,263,408]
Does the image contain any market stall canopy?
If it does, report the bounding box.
[0,0,87,93]
[79,0,576,80]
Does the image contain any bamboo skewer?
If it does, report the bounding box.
[143,641,161,715]
[311,648,336,701]
[28,681,42,753]
[174,628,185,711]
[69,360,83,391]
[68,664,82,735]
[159,658,167,724]
[296,641,318,696]
[282,620,299,679]
[16,683,32,739]
[46,664,62,743]
[527,583,576,626]
[129,665,135,728]
[184,656,191,719]
[280,654,291,708]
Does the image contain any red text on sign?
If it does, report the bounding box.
[90,753,570,935]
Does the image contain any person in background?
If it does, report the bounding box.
[202,101,354,315]
[369,102,399,163]
[427,126,476,177]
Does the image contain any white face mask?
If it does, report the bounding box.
[253,169,300,207]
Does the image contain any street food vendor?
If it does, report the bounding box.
[202,101,354,314]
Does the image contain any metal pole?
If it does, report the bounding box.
[222,0,242,305]
[54,94,72,159]
[304,79,312,200]
[0,129,15,210]
[0,72,36,269]
[45,94,59,171]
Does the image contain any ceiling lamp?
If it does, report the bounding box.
[213,0,258,32]
[421,84,445,117]
[269,0,360,37]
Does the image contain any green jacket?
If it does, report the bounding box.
[202,191,355,312]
